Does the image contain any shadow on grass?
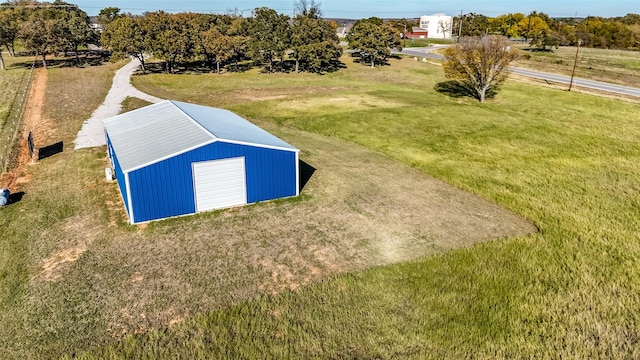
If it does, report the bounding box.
[434,80,497,101]
[299,159,316,193]
[141,59,346,75]
[25,52,111,69]
[349,52,397,67]
[522,47,555,53]
[8,191,25,205]
[279,59,347,75]
[6,51,109,70]
[37,141,64,160]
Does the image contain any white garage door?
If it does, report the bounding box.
[193,157,247,212]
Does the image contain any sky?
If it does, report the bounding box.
[70,0,640,18]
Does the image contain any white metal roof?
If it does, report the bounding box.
[104,100,297,172]
[173,101,297,151]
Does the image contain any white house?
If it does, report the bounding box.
[419,14,453,39]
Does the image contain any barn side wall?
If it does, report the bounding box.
[107,134,130,218]
[127,141,297,223]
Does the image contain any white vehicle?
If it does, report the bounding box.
[0,188,9,206]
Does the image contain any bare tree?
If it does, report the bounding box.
[438,19,452,39]
[294,0,322,18]
[443,35,518,102]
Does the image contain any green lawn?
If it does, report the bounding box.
[126,56,640,357]
[403,38,455,47]
[1,53,639,358]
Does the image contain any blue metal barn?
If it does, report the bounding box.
[104,100,299,224]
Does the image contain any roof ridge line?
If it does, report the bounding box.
[169,100,217,141]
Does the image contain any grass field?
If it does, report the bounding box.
[403,38,455,47]
[515,45,640,88]
[1,51,640,358]
[424,43,640,91]
[0,55,33,172]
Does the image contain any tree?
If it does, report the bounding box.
[530,27,560,50]
[490,13,524,38]
[19,11,66,68]
[0,6,21,56]
[346,18,401,68]
[201,26,233,73]
[617,13,640,25]
[443,36,518,102]
[247,7,290,72]
[551,20,578,46]
[144,11,198,73]
[454,13,490,37]
[519,13,550,42]
[59,6,93,62]
[290,1,341,73]
[227,16,249,65]
[0,6,15,69]
[294,0,322,18]
[97,6,121,30]
[11,1,93,67]
[576,16,635,49]
[387,18,418,39]
[100,15,149,72]
[437,17,453,39]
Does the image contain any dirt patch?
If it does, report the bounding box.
[33,245,87,282]
[31,214,104,282]
[0,68,53,190]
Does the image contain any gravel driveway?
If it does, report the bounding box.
[74,58,163,149]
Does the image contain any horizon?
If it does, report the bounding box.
[68,0,639,19]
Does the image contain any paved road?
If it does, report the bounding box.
[74,58,164,149]
[508,67,640,97]
[398,47,640,98]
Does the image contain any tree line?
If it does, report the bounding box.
[454,12,640,50]
[2,0,638,74]
[0,0,95,70]
[101,1,342,74]
[0,0,343,74]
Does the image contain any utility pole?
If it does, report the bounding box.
[457,9,463,42]
[403,23,407,47]
[568,39,581,91]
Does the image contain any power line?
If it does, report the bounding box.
[1,4,79,8]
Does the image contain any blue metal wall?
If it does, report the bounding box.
[107,134,130,218]
[127,141,297,223]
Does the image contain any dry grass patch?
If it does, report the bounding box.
[515,46,640,88]
[230,86,349,103]
[277,93,404,113]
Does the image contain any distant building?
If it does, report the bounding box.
[419,13,453,39]
[403,27,428,39]
[336,25,351,38]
